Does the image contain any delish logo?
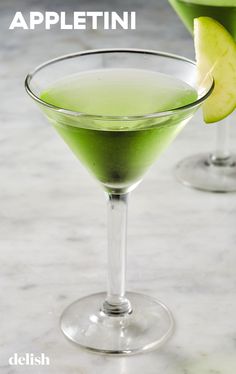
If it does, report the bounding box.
[8,353,50,366]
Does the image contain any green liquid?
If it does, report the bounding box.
[169,0,236,39]
[41,69,197,191]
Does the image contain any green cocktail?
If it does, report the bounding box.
[41,68,197,191]
[169,0,236,192]
[169,0,236,38]
[26,50,213,354]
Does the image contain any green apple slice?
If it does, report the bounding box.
[194,17,236,123]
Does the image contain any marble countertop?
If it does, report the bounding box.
[1,0,236,373]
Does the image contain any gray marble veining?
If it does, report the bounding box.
[0,0,236,373]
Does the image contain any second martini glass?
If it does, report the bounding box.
[169,0,236,192]
[25,49,213,355]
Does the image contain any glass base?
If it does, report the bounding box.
[175,153,236,192]
[60,292,174,355]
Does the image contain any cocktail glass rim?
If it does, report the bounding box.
[25,48,214,122]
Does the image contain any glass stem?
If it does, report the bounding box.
[102,193,132,317]
[211,117,230,165]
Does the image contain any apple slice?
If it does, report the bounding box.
[194,17,236,123]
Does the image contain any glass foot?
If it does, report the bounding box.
[175,153,236,192]
[60,292,174,355]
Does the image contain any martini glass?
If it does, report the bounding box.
[25,49,213,355]
[169,0,236,192]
